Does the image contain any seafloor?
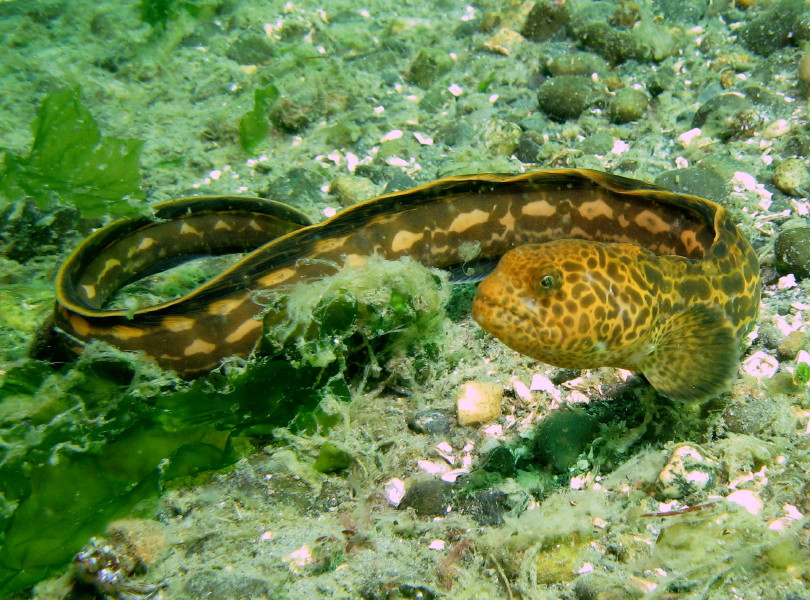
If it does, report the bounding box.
[1,0,810,599]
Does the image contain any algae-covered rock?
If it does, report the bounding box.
[738,0,807,56]
[568,2,676,64]
[692,92,756,140]
[547,52,610,78]
[607,87,648,123]
[537,75,604,121]
[399,478,452,516]
[773,158,810,197]
[534,408,599,472]
[313,441,353,473]
[406,48,452,89]
[580,131,614,155]
[226,33,275,65]
[657,0,708,24]
[479,119,522,156]
[774,225,810,279]
[654,166,728,203]
[521,0,569,42]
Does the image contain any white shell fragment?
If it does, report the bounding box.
[456,382,503,425]
[742,351,779,379]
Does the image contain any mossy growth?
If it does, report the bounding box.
[0,88,143,219]
[259,256,452,387]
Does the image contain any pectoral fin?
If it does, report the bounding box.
[641,303,739,402]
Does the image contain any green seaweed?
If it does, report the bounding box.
[238,83,279,153]
[0,88,143,219]
[794,361,810,386]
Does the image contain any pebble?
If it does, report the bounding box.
[313,441,353,473]
[607,88,648,124]
[656,444,717,500]
[480,119,522,156]
[399,478,451,516]
[226,33,275,65]
[456,381,503,425]
[534,408,598,473]
[777,330,808,360]
[654,166,728,203]
[406,49,452,89]
[738,0,806,56]
[408,410,455,434]
[537,75,603,121]
[773,158,810,197]
[774,225,810,279]
[329,175,379,207]
[521,0,569,42]
[691,92,755,141]
[547,52,610,78]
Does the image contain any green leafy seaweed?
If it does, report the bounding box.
[0,88,143,219]
[238,83,279,153]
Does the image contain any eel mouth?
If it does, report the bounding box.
[471,292,542,336]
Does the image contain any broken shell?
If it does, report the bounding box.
[456,381,503,425]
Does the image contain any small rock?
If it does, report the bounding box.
[738,0,805,56]
[654,166,728,203]
[537,75,603,121]
[406,49,452,89]
[522,0,569,42]
[329,175,379,207]
[456,381,503,425]
[656,0,708,24]
[483,28,525,56]
[547,52,610,78]
[534,408,599,473]
[516,131,546,163]
[691,92,756,141]
[607,88,648,123]
[399,478,452,516]
[313,441,353,473]
[647,68,676,97]
[774,225,810,279]
[480,119,522,156]
[408,409,455,434]
[580,131,614,155]
[777,330,808,361]
[226,33,275,65]
[480,445,516,477]
[773,158,810,197]
[656,444,717,500]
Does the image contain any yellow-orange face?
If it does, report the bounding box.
[472,239,663,370]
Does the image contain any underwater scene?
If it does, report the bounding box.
[1,0,810,598]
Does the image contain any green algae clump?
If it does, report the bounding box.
[260,256,451,383]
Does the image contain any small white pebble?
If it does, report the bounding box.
[428,539,446,550]
[384,478,405,506]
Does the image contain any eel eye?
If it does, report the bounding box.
[531,266,563,296]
